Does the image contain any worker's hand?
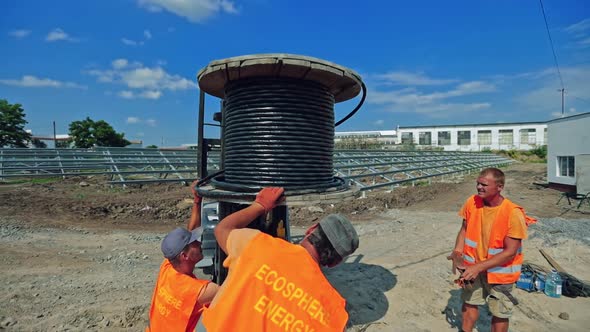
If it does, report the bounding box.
[460,264,482,281]
[254,187,285,213]
[190,180,202,205]
[446,250,464,274]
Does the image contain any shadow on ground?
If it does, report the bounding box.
[323,254,397,327]
[443,288,491,331]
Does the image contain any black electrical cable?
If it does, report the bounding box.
[209,77,349,193]
[335,81,366,127]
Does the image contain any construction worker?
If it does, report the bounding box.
[448,167,536,332]
[200,187,359,331]
[147,180,219,331]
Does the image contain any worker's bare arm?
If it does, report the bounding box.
[214,187,284,254]
[447,219,467,274]
[188,180,202,231]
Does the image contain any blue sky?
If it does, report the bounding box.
[1,0,589,147]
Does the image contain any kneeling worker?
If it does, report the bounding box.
[201,187,360,331]
[147,181,219,331]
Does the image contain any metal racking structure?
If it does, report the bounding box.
[0,148,511,189]
[0,147,217,186]
[332,150,513,192]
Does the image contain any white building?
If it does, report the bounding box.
[547,112,590,194]
[394,122,547,151]
[334,130,397,145]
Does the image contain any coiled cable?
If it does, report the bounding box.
[212,77,347,193]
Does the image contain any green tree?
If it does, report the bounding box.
[31,138,47,148]
[55,139,72,148]
[0,99,32,147]
[68,117,130,148]
[146,144,158,148]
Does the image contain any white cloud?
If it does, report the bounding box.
[138,0,238,23]
[122,30,152,46]
[126,118,157,127]
[112,59,129,69]
[369,81,495,105]
[46,28,78,42]
[0,75,86,89]
[119,91,135,99]
[122,38,143,46]
[87,59,197,100]
[373,119,385,126]
[118,90,161,100]
[375,71,459,86]
[368,71,496,118]
[551,109,578,118]
[9,29,31,38]
[121,67,196,90]
[140,90,162,99]
[564,18,590,47]
[564,18,590,35]
[518,65,590,117]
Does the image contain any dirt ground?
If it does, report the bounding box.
[1,162,589,331]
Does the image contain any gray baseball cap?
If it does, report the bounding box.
[161,227,203,259]
[319,214,359,258]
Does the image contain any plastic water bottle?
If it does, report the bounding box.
[544,269,562,298]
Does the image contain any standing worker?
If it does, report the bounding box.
[147,180,219,331]
[200,187,359,331]
[448,167,536,332]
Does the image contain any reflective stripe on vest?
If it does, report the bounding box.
[465,238,477,249]
[148,260,209,332]
[488,247,522,255]
[463,254,476,264]
[488,264,522,274]
[462,195,531,284]
[202,232,349,332]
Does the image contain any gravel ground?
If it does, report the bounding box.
[1,163,589,331]
[529,217,590,246]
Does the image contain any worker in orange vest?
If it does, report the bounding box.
[200,187,359,331]
[448,167,536,332]
[147,180,219,332]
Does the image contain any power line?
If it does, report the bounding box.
[538,0,564,89]
[571,94,590,105]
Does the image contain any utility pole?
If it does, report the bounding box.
[559,88,565,117]
[53,121,57,148]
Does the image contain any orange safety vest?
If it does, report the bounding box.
[147,260,209,332]
[202,232,349,332]
[462,195,537,284]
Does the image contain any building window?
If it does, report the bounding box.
[401,132,413,144]
[458,131,471,145]
[419,132,432,145]
[520,129,536,145]
[438,131,451,145]
[477,130,492,145]
[557,156,575,177]
[499,129,513,145]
